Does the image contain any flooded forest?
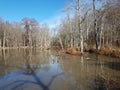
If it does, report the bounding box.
[0,0,120,90]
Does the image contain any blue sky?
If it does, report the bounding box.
[0,0,71,23]
[0,0,99,29]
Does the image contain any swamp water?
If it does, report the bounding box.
[0,49,120,90]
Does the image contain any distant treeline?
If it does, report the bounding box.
[0,17,51,48]
[0,0,120,53]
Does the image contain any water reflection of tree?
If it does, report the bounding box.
[1,49,7,65]
[23,48,33,74]
[0,49,6,76]
[59,55,90,90]
[0,48,64,90]
[95,55,120,90]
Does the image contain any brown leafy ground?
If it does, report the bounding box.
[66,48,83,55]
[97,47,120,58]
[85,45,120,58]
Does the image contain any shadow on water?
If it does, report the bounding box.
[0,49,120,90]
[0,48,64,90]
[85,54,120,71]
[86,61,120,71]
[95,75,120,90]
[0,69,64,90]
[105,62,120,71]
[84,54,120,90]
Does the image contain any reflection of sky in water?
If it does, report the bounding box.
[0,49,120,90]
[0,54,76,90]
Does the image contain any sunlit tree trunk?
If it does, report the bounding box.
[76,0,84,53]
[59,37,64,50]
[99,22,104,48]
[3,30,6,48]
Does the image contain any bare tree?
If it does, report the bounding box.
[22,17,39,47]
[93,0,99,50]
[76,0,84,53]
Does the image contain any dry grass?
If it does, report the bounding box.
[98,47,120,58]
[66,48,83,55]
[86,46,120,58]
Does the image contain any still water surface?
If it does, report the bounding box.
[0,49,120,90]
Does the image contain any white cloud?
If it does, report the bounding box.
[40,11,65,29]
[40,6,74,36]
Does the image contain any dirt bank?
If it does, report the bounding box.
[88,47,120,58]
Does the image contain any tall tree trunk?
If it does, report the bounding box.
[99,23,103,48]
[59,37,64,50]
[3,30,5,48]
[70,35,73,48]
[73,37,75,47]
[80,33,84,52]
[0,39,1,47]
[77,0,84,53]
[93,0,99,50]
